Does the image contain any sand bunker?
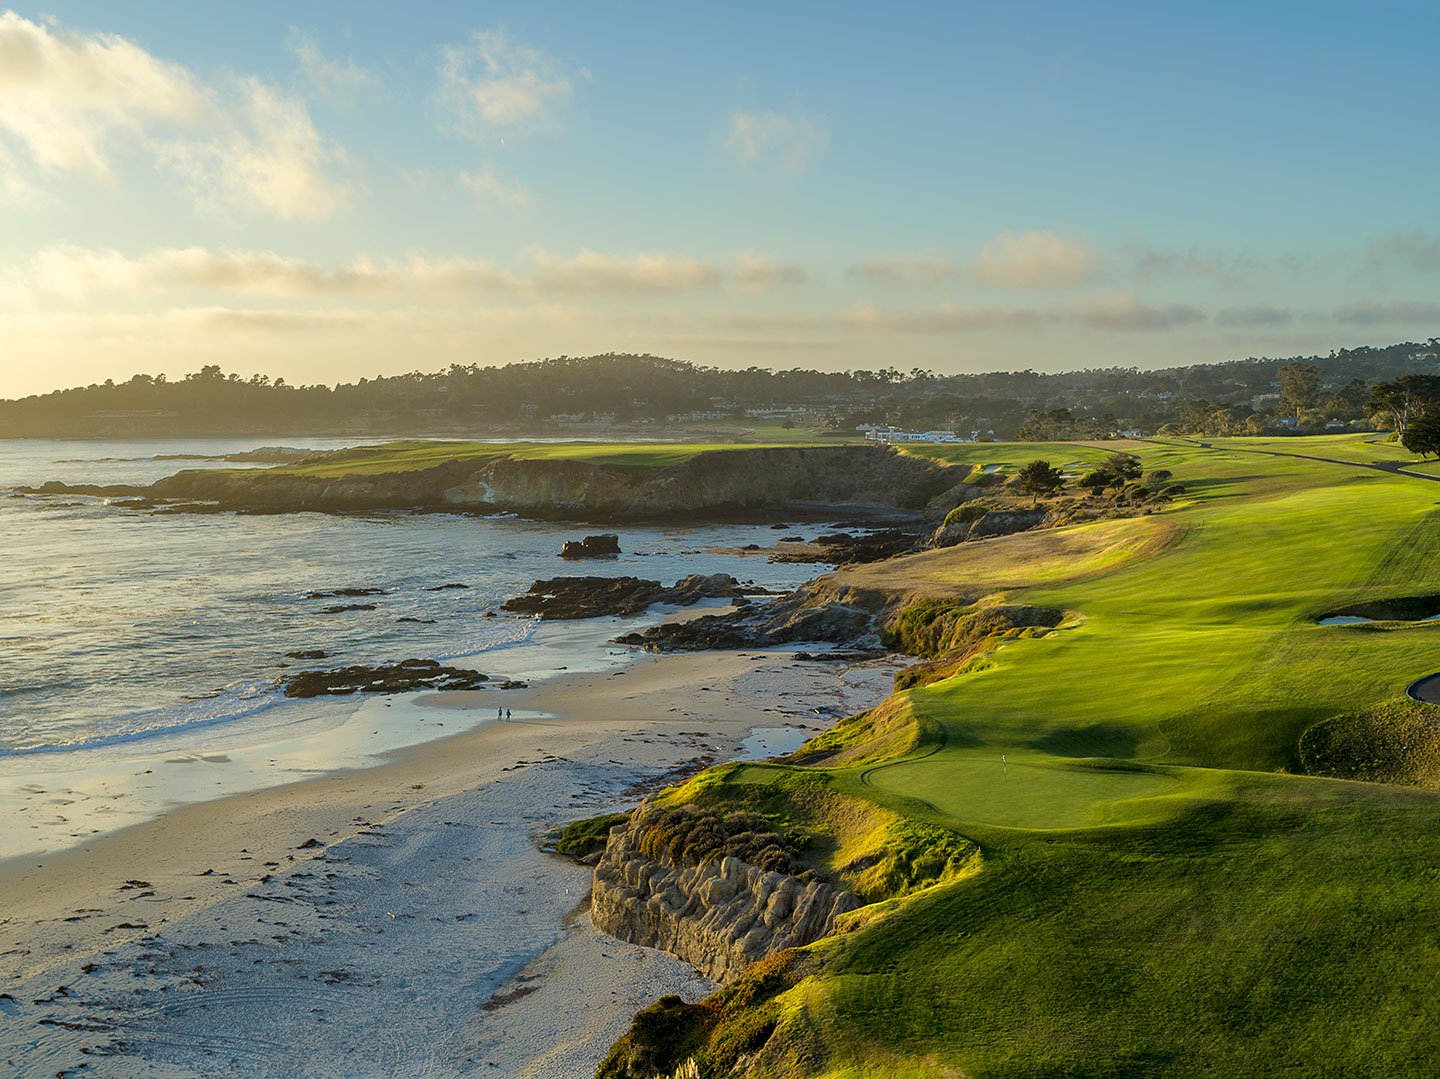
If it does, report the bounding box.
[1317,594,1440,626]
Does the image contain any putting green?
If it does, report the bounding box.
[863,754,1178,828]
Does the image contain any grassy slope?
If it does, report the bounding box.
[646,434,1440,1076]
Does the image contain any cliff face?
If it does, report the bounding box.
[144,446,963,518]
[590,816,860,983]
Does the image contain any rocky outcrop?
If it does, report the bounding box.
[766,527,922,565]
[281,659,489,698]
[502,573,755,620]
[929,506,1046,547]
[615,583,878,653]
[560,533,621,558]
[25,445,968,520]
[591,812,860,983]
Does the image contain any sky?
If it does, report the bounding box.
[1,1,1438,397]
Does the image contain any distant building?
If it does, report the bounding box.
[863,427,962,444]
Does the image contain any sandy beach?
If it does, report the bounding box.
[0,648,897,1077]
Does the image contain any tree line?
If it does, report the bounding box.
[0,340,1436,439]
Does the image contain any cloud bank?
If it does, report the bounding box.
[0,12,346,218]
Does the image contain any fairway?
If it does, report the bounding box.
[862,753,1179,829]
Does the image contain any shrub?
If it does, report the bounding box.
[551,812,629,858]
[1079,469,1113,489]
[943,502,989,526]
[883,599,1063,659]
[631,805,813,878]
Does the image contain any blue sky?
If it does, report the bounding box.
[1,1,1437,395]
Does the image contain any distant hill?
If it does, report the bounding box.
[2,341,1436,438]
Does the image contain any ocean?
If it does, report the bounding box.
[0,437,833,856]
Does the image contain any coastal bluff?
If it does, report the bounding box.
[590,806,860,983]
[31,444,967,520]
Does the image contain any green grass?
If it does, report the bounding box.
[624,432,1440,1076]
[213,438,828,479]
[861,756,1182,830]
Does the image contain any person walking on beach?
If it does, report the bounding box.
[497,707,503,721]
[505,708,512,721]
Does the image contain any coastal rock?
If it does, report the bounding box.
[929,507,1047,548]
[307,587,387,599]
[615,588,877,652]
[768,528,921,565]
[281,659,488,698]
[591,808,860,983]
[560,534,621,559]
[501,573,749,621]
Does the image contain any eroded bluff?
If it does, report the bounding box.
[131,445,965,517]
[590,805,859,983]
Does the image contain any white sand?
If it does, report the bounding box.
[0,650,897,1077]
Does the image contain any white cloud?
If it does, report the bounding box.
[288,30,378,104]
[21,245,814,301]
[848,256,956,286]
[734,253,807,288]
[159,79,348,221]
[1364,232,1440,273]
[1334,300,1440,326]
[1069,293,1204,331]
[459,167,529,208]
[29,245,518,299]
[1217,305,1293,328]
[972,230,1094,288]
[530,249,723,295]
[0,12,347,219]
[842,301,1054,333]
[439,30,574,136]
[723,109,827,173]
[1121,242,1256,281]
[0,10,203,179]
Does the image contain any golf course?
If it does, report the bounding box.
[601,434,1440,1077]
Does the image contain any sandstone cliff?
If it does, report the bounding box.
[590,810,860,983]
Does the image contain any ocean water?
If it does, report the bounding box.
[0,438,837,854]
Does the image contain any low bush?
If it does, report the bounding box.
[631,804,814,879]
[550,812,629,858]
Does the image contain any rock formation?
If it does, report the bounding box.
[281,659,489,698]
[591,810,860,983]
[502,573,755,620]
[560,533,622,558]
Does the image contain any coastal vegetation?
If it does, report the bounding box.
[2,340,1435,440]
[599,432,1440,1076]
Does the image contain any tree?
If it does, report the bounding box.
[1103,452,1142,482]
[1371,375,1440,437]
[1277,362,1321,421]
[1018,459,1064,504]
[1402,408,1440,458]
